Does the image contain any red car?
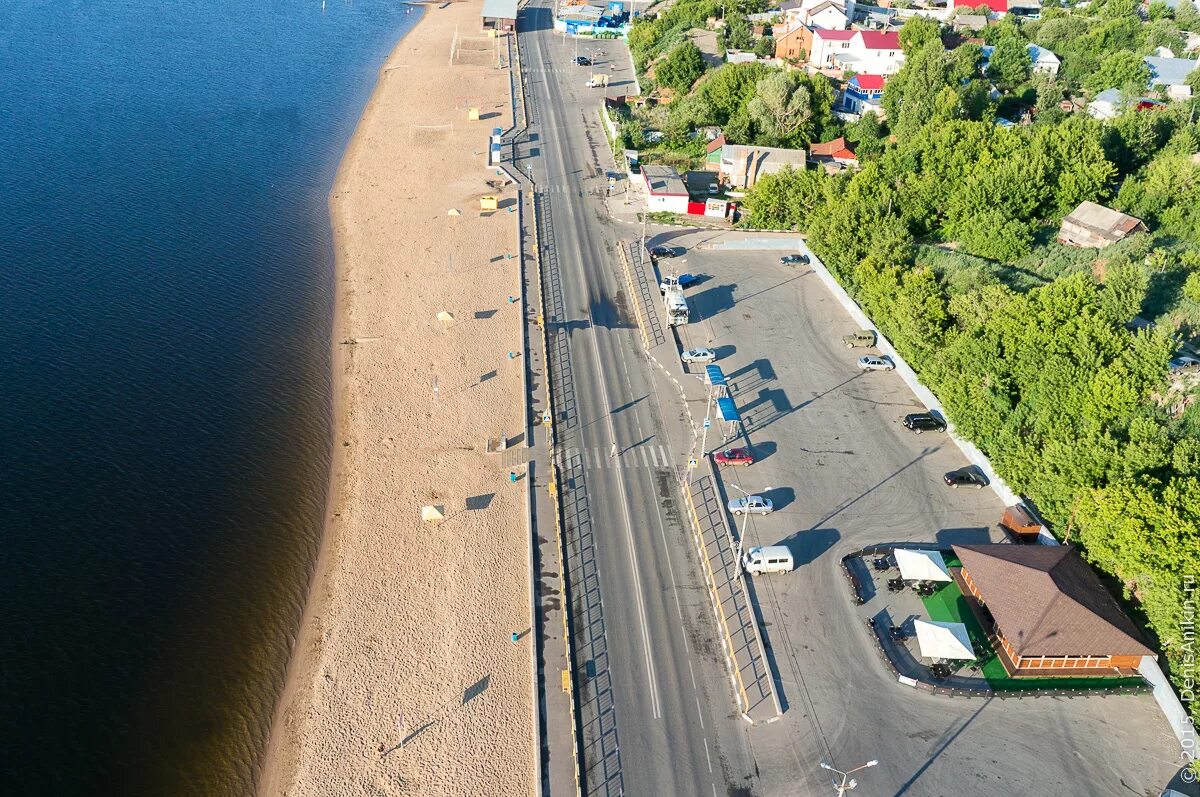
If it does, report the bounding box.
[714,447,754,467]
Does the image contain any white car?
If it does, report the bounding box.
[858,355,894,372]
[681,348,716,364]
[728,495,773,515]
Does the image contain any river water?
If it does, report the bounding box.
[0,2,419,793]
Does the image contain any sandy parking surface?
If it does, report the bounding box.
[258,4,533,796]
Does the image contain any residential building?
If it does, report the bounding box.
[953,544,1155,675]
[841,73,886,115]
[952,13,988,31]
[706,136,809,188]
[641,165,690,213]
[980,42,1059,76]
[950,0,1008,13]
[808,137,858,169]
[774,21,814,61]
[1058,201,1147,248]
[800,0,849,28]
[1087,88,1124,120]
[481,0,518,31]
[809,28,904,75]
[1144,56,1200,100]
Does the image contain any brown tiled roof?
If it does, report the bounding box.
[952,544,1154,659]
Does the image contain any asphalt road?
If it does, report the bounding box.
[657,230,1187,796]
[516,6,758,796]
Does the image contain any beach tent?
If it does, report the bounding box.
[421,505,446,524]
[895,548,952,582]
[914,620,976,661]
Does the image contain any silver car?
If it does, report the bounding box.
[681,348,716,364]
[728,495,773,515]
[858,355,894,371]
[1170,356,1200,374]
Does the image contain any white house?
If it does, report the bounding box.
[780,0,854,28]
[1087,88,1124,120]
[810,28,904,75]
[980,42,1060,76]
[800,0,849,29]
[641,165,690,213]
[1144,56,1200,100]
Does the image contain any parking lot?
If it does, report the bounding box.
[645,227,1186,796]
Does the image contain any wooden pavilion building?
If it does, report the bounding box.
[952,544,1154,676]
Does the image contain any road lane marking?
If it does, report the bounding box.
[696,697,705,729]
[688,660,697,690]
[703,737,713,773]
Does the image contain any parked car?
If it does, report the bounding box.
[680,348,716,364]
[574,56,591,66]
[944,467,986,489]
[728,495,774,515]
[714,447,754,467]
[780,254,810,266]
[843,329,877,348]
[903,412,946,434]
[659,273,697,293]
[648,244,683,259]
[857,355,894,371]
[742,545,794,574]
[1169,356,1200,374]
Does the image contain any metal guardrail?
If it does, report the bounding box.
[508,20,583,796]
[682,475,754,716]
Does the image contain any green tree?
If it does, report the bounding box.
[1176,0,1200,33]
[1099,261,1150,324]
[949,42,984,84]
[655,41,707,92]
[898,14,942,54]
[987,34,1032,90]
[739,167,827,230]
[885,39,952,142]
[845,111,886,159]
[1085,50,1151,94]
[754,36,775,58]
[747,71,813,144]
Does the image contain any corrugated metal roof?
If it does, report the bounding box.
[704,365,726,387]
[481,0,519,19]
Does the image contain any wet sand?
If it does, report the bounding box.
[258,4,533,795]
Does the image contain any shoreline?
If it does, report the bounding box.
[257,3,532,795]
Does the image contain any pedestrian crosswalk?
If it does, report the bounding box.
[556,444,676,470]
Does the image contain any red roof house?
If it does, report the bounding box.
[951,0,1009,13]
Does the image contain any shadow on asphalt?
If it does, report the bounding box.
[689,282,738,317]
[777,527,839,567]
[935,526,994,546]
[759,485,795,512]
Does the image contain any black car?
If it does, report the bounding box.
[944,468,986,489]
[780,254,810,266]
[904,412,946,434]
[575,56,591,66]
[648,245,683,259]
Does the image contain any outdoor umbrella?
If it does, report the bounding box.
[895,549,952,582]
[914,620,976,661]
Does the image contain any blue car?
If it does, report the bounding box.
[659,273,698,293]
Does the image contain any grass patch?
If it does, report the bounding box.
[921,580,1146,692]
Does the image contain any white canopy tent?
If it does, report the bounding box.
[895,548,952,582]
[914,620,976,661]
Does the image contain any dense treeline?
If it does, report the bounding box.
[739,11,1200,722]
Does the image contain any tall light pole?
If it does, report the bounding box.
[729,482,769,569]
[820,760,879,796]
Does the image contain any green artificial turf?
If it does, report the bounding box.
[920,581,1146,692]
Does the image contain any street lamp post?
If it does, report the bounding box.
[729,482,769,570]
[820,760,879,797]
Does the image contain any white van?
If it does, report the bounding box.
[742,545,794,575]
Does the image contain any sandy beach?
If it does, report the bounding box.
[258,3,533,795]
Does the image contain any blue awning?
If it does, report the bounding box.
[717,397,740,423]
[705,365,726,387]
